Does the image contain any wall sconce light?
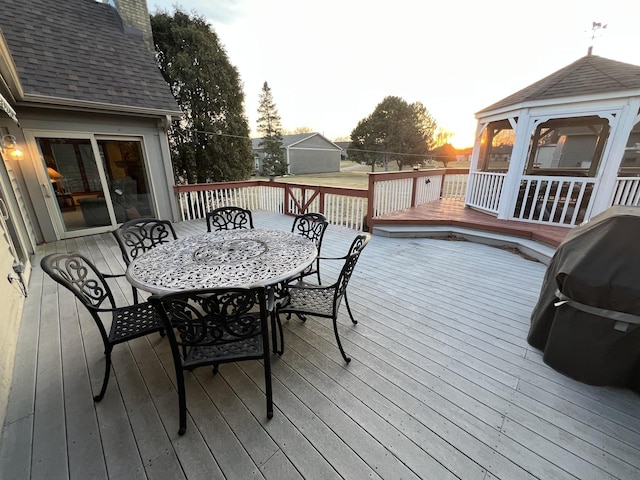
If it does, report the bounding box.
[0,134,23,159]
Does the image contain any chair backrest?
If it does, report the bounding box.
[41,252,115,312]
[149,287,268,351]
[291,212,328,250]
[113,217,177,265]
[335,233,371,301]
[206,206,254,232]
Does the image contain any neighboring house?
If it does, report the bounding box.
[252,133,342,175]
[467,53,640,227]
[334,141,350,161]
[0,0,181,426]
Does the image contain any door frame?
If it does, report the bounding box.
[23,129,155,239]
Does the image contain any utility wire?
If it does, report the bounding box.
[186,129,460,159]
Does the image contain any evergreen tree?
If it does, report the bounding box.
[151,9,253,183]
[256,82,287,176]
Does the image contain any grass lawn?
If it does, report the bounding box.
[255,160,470,189]
[256,162,387,189]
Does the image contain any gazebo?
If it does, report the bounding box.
[465,53,640,227]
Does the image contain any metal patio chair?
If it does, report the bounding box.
[112,217,177,303]
[41,252,164,402]
[149,286,273,435]
[206,206,254,232]
[290,212,328,284]
[275,233,371,362]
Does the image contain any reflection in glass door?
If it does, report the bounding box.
[37,136,155,233]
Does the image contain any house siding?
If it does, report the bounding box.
[288,148,341,174]
[0,219,26,431]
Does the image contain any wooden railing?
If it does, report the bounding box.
[172,170,640,230]
[366,168,468,221]
[174,180,368,230]
[173,168,468,231]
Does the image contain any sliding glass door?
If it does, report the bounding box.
[34,133,155,237]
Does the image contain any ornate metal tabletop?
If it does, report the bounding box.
[126,229,317,295]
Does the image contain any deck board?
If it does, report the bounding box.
[1,210,639,479]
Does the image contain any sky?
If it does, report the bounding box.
[148,0,640,148]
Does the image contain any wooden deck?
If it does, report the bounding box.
[373,199,571,247]
[2,211,639,480]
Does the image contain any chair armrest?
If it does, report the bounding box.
[317,254,348,261]
[102,272,126,279]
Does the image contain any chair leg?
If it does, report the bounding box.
[94,346,113,402]
[344,292,357,324]
[132,286,139,304]
[176,368,187,436]
[332,317,351,363]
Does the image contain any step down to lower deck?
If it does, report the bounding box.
[372,224,556,265]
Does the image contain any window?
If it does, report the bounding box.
[524,116,610,177]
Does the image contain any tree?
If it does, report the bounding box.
[290,126,314,134]
[151,9,253,184]
[348,96,437,171]
[430,143,458,167]
[256,82,287,176]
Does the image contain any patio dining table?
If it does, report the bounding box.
[125,228,317,295]
[126,228,317,353]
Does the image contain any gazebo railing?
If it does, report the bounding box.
[612,177,640,206]
[512,176,595,226]
[465,171,506,214]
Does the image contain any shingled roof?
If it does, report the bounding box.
[252,133,340,149]
[478,54,640,114]
[0,0,180,115]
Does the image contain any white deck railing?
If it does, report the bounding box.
[175,181,369,231]
[465,171,506,214]
[174,169,468,232]
[173,171,640,231]
[367,168,468,218]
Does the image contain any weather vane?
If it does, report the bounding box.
[587,21,607,55]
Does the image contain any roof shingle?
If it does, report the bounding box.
[0,0,180,114]
[478,54,640,114]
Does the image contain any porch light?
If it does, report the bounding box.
[0,134,23,158]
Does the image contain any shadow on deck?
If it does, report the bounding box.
[371,200,571,264]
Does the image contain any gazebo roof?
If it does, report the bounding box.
[477,54,640,114]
